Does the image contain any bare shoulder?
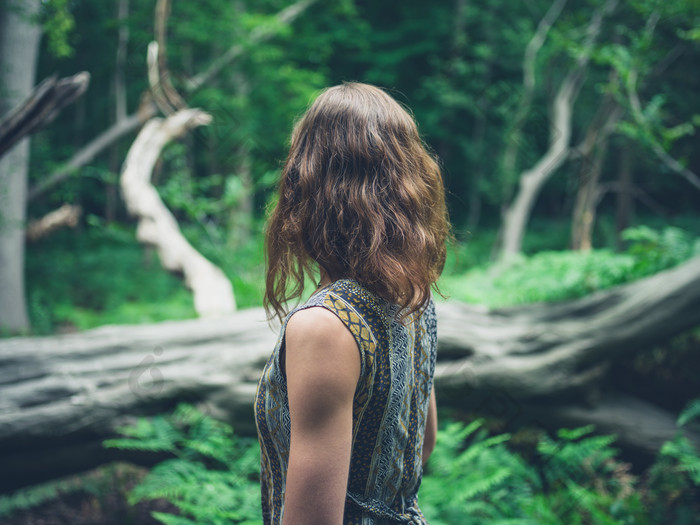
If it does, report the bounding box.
[285,306,360,390]
[286,306,356,350]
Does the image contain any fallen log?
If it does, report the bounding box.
[0,256,699,491]
[120,109,236,317]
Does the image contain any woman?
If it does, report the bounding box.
[255,82,450,524]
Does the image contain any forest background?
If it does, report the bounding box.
[1,0,699,523]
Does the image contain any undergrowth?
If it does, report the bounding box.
[22,223,698,334]
[4,400,698,524]
[440,225,700,306]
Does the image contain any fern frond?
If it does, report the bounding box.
[678,398,700,427]
[0,477,82,518]
[150,511,198,525]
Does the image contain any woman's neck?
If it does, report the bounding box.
[317,268,332,288]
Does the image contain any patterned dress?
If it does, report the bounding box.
[255,279,437,524]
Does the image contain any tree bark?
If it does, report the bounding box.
[1,256,699,491]
[0,73,90,158]
[570,141,607,251]
[499,0,568,202]
[106,0,130,222]
[0,0,43,333]
[569,91,622,250]
[25,204,82,241]
[120,109,236,316]
[615,143,633,248]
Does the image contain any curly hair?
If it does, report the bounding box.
[264,82,450,321]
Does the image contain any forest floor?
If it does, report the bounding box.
[3,464,176,525]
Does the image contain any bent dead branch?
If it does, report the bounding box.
[27,0,317,202]
[0,72,90,158]
[119,109,236,316]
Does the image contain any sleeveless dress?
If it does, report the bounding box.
[255,279,437,524]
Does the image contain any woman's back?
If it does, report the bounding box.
[256,279,437,524]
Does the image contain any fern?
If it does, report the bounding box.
[0,462,145,520]
[421,420,642,524]
[105,404,262,525]
[421,420,539,523]
[678,398,700,428]
[658,398,700,486]
[0,477,84,518]
[98,404,699,525]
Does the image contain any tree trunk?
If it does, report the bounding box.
[106,0,130,223]
[227,61,254,249]
[0,73,90,158]
[120,109,236,317]
[1,257,699,491]
[570,138,608,251]
[0,0,42,333]
[498,0,618,259]
[498,0,568,204]
[615,143,633,248]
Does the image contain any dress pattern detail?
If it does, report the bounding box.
[255,279,437,524]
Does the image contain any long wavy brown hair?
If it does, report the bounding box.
[264,82,450,321]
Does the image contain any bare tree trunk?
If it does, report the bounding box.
[227,52,254,248]
[499,0,568,202]
[0,74,90,158]
[570,142,607,251]
[499,0,618,259]
[120,109,236,316]
[615,144,633,248]
[106,0,130,222]
[0,0,42,333]
[569,102,622,250]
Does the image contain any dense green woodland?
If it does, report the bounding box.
[0,0,696,330]
[6,0,697,331]
[1,0,700,523]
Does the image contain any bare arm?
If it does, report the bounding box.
[282,307,361,525]
[422,385,437,466]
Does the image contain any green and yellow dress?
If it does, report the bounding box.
[255,279,437,524]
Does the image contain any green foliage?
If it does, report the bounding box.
[40,0,75,58]
[420,421,537,523]
[441,226,699,307]
[25,227,196,334]
[421,421,640,525]
[644,398,700,524]
[0,477,85,518]
[8,402,696,523]
[0,462,148,521]
[441,249,636,306]
[622,225,700,275]
[104,404,262,525]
